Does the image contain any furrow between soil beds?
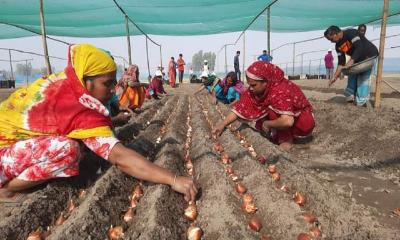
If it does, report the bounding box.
[124,96,189,239]
[0,98,172,240]
[190,97,258,239]
[200,99,309,238]
[200,94,398,239]
[46,96,181,239]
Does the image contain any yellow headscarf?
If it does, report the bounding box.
[71,44,117,85]
[0,44,118,147]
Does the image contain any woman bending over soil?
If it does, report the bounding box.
[213,61,315,151]
[0,44,197,202]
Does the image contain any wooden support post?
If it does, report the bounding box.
[25,60,29,86]
[267,7,271,55]
[159,45,163,69]
[224,45,228,74]
[292,43,296,76]
[39,0,52,75]
[8,49,14,80]
[374,0,389,108]
[300,54,304,76]
[125,15,132,65]
[319,59,322,76]
[243,32,246,74]
[145,37,150,80]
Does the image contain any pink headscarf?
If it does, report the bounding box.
[219,71,245,95]
[116,64,139,97]
[232,61,312,120]
[123,64,139,86]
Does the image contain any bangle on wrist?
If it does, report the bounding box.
[172,173,177,188]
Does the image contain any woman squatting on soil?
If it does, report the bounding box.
[212,71,244,106]
[146,70,167,100]
[0,44,197,202]
[195,71,244,106]
[194,71,219,95]
[115,64,148,113]
[213,61,315,151]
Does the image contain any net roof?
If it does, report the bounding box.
[0,0,399,39]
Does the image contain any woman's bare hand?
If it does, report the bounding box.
[171,176,198,202]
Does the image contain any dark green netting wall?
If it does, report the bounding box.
[0,0,399,38]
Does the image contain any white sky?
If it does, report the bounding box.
[0,25,399,75]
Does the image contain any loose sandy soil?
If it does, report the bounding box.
[0,76,399,239]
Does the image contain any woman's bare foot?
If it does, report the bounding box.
[0,189,28,204]
[0,189,15,199]
[279,142,293,152]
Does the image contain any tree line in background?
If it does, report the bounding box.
[191,50,216,72]
[15,62,54,77]
[0,63,54,80]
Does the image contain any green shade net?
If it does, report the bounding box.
[0,0,399,39]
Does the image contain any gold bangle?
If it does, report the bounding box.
[172,173,178,188]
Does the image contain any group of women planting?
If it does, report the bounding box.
[0,43,314,203]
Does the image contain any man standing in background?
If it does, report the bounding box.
[234,50,241,81]
[324,49,334,80]
[257,50,273,62]
[357,24,367,38]
[177,54,185,84]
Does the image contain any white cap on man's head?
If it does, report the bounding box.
[204,60,208,63]
[328,48,332,52]
[200,71,208,78]
[155,70,163,77]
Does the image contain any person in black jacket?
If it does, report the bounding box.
[324,25,378,106]
[234,51,241,81]
[358,24,367,38]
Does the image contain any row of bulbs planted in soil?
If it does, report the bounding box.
[107,100,182,240]
[27,189,87,240]
[198,97,269,239]
[210,97,322,239]
[184,101,204,240]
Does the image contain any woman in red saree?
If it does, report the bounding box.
[213,61,315,151]
[0,44,197,202]
[168,57,177,88]
[146,70,167,99]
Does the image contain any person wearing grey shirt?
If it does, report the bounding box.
[234,50,241,81]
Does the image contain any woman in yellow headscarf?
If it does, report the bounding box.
[0,44,197,202]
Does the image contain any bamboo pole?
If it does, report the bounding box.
[25,60,29,86]
[145,37,150,81]
[8,49,14,80]
[267,7,271,55]
[292,43,296,76]
[159,45,163,69]
[125,15,132,65]
[243,32,246,74]
[39,0,52,75]
[374,0,389,108]
[224,45,228,74]
[319,59,322,76]
[300,53,304,76]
